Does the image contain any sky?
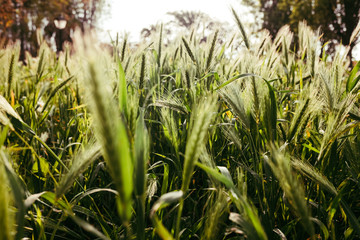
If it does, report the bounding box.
[100,0,244,42]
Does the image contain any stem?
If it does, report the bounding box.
[124,221,132,239]
[174,198,184,240]
[136,195,146,240]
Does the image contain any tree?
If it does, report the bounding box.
[141,11,211,40]
[141,10,229,43]
[0,0,105,60]
[243,0,360,60]
[166,10,211,29]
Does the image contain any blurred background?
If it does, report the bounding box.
[0,0,359,62]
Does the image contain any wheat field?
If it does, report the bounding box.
[0,10,360,240]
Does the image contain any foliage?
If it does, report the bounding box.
[0,0,105,59]
[243,0,360,59]
[0,10,360,240]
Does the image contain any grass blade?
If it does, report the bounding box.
[0,150,25,240]
[0,154,14,240]
[231,7,250,49]
[175,96,217,238]
[76,33,134,223]
[196,162,268,240]
[158,24,163,67]
[134,109,149,240]
[346,61,360,92]
[266,146,315,238]
[0,94,35,135]
[118,61,128,115]
[151,191,183,240]
[182,37,196,63]
[349,20,360,45]
[7,53,15,98]
[215,73,257,90]
[56,141,101,198]
[206,30,219,71]
[41,76,74,113]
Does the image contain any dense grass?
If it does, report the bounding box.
[0,13,360,239]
